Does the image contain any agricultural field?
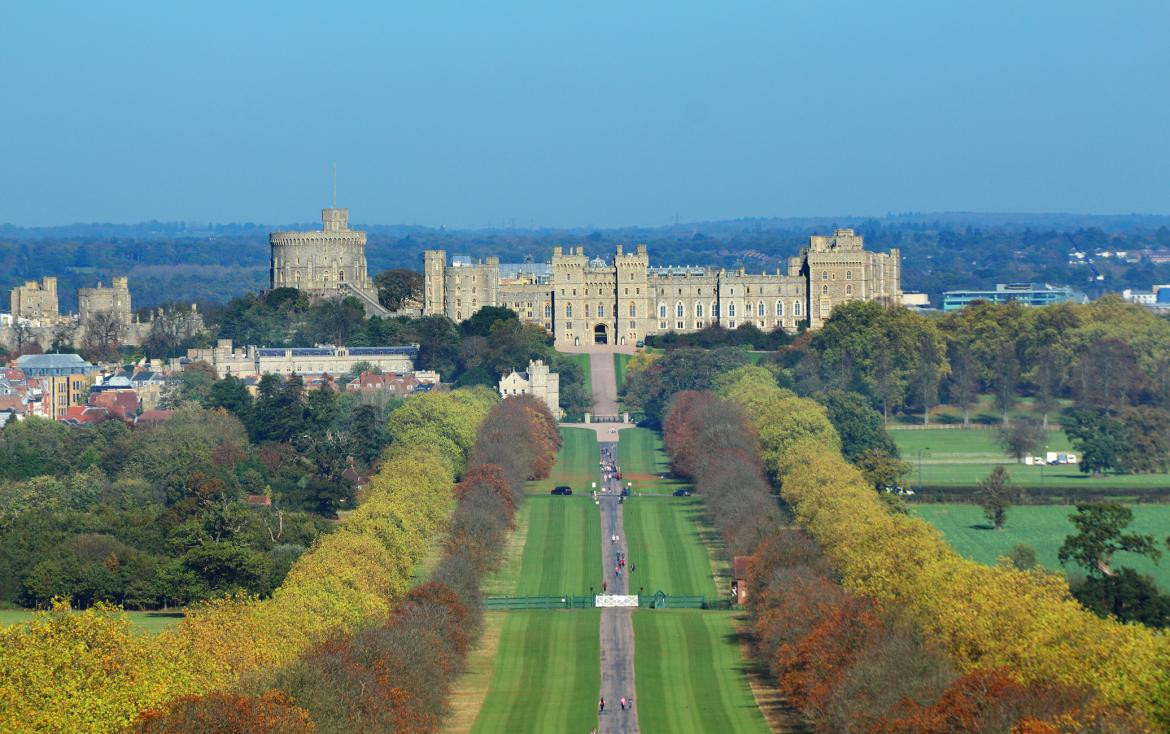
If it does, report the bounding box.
[0,609,182,635]
[632,610,770,734]
[618,427,688,495]
[515,496,602,596]
[530,427,599,495]
[891,427,1170,489]
[469,610,601,734]
[914,503,1170,591]
[623,498,720,598]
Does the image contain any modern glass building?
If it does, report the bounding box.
[941,283,1087,312]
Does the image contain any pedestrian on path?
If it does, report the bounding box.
[620,696,627,710]
[599,697,605,713]
[602,580,608,593]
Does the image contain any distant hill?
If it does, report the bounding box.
[2,213,1169,310]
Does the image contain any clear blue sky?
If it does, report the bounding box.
[1,1,1167,228]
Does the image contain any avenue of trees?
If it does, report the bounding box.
[662,378,1155,731]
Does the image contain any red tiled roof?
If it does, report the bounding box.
[136,409,175,426]
[64,405,110,425]
[733,556,752,580]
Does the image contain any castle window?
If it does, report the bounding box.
[629,320,636,329]
[566,304,573,318]
[822,271,828,280]
[728,303,736,317]
[846,270,853,280]
[573,289,577,296]
[776,301,784,317]
[598,303,605,317]
[846,284,853,295]
[822,285,829,295]
[712,302,719,318]
[794,301,802,316]
[675,302,684,318]
[757,301,765,317]
[339,271,345,281]
[629,302,636,317]
[625,288,629,295]
[696,303,704,318]
[730,287,734,295]
[831,273,836,280]
[658,303,667,318]
[544,305,551,317]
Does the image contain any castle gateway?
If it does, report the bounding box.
[423,229,901,347]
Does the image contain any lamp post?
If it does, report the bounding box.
[917,447,929,493]
[1041,444,1048,492]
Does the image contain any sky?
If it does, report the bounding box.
[1,1,1167,228]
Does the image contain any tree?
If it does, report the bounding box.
[816,390,897,463]
[996,416,1044,463]
[460,306,517,338]
[1007,543,1037,570]
[913,330,944,425]
[1058,502,1161,577]
[1063,408,1130,476]
[991,340,1019,425]
[49,322,77,353]
[348,404,388,468]
[945,340,978,427]
[142,306,203,358]
[206,374,254,426]
[373,269,423,312]
[856,449,911,493]
[1070,568,1170,628]
[975,465,1015,530]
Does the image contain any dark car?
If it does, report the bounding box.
[672,488,692,497]
[551,485,573,496]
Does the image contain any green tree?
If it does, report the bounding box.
[179,543,271,598]
[205,375,254,426]
[1070,568,1170,628]
[1058,502,1161,577]
[997,416,1044,463]
[815,389,898,463]
[975,465,1015,530]
[347,404,387,468]
[855,449,911,492]
[1063,408,1130,476]
[1007,543,1037,570]
[461,305,518,337]
[373,269,423,311]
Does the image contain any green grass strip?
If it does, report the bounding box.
[623,498,719,598]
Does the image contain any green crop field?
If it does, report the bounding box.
[633,610,770,734]
[515,496,602,595]
[530,427,599,495]
[624,498,719,598]
[914,503,1170,590]
[0,608,183,635]
[470,610,601,734]
[891,427,1170,489]
[618,427,688,495]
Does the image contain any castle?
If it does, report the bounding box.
[424,228,901,346]
[269,207,387,316]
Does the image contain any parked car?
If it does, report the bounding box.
[672,488,692,497]
[551,485,573,496]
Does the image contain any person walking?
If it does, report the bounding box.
[602,580,608,593]
[599,697,605,714]
[620,696,627,711]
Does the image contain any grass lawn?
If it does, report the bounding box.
[0,608,183,635]
[624,498,719,598]
[515,496,602,596]
[470,610,601,734]
[558,352,592,407]
[913,503,1170,590]
[633,610,770,734]
[531,427,599,495]
[618,427,688,495]
[614,353,630,392]
[891,427,1170,489]
[889,395,1076,427]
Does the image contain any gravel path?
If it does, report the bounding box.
[590,352,620,416]
[598,440,639,733]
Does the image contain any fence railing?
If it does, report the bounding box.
[482,594,734,610]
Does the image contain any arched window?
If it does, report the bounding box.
[757,301,765,317]
[658,303,667,319]
[846,284,853,295]
[728,303,737,317]
[585,304,591,317]
[821,271,828,280]
[675,302,684,318]
[629,302,636,317]
[544,304,551,318]
[598,303,605,318]
[822,285,829,295]
[565,304,573,318]
[846,270,853,280]
[794,301,802,316]
[696,302,704,318]
[776,301,784,317]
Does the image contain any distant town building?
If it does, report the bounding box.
[187,339,418,378]
[269,206,387,316]
[346,369,441,397]
[941,283,1088,312]
[499,359,561,418]
[424,228,902,347]
[15,353,99,420]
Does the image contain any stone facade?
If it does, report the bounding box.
[188,339,419,379]
[270,208,386,315]
[78,277,133,325]
[424,229,900,346]
[499,359,561,418]
[10,277,61,322]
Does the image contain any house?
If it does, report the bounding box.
[14,353,98,421]
[498,360,561,419]
[346,370,422,397]
[732,556,751,605]
[89,389,139,422]
[63,404,111,426]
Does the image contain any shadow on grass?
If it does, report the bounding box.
[968,523,996,531]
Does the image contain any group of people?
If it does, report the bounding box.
[596,695,631,715]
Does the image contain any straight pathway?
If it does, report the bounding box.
[598,440,638,733]
[590,351,621,416]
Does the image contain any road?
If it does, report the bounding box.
[598,439,638,733]
[590,351,621,416]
